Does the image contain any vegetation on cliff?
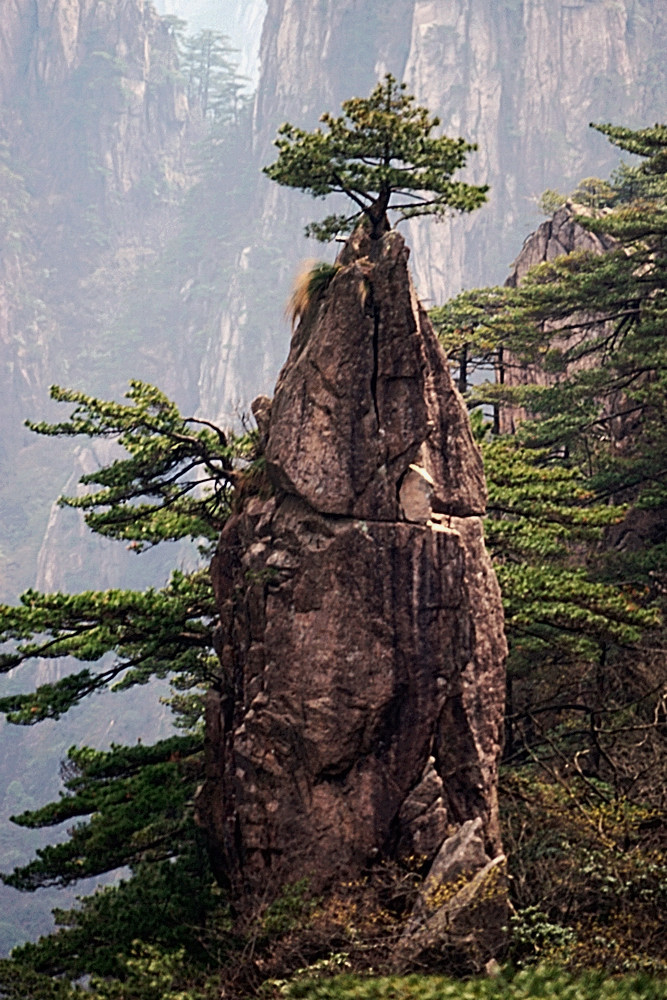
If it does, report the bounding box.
[0,8,256,949]
[0,382,255,993]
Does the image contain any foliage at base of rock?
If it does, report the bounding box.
[281,967,667,1000]
[501,771,667,976]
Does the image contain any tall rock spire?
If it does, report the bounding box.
[198,226,508,971]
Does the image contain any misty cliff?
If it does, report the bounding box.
[0,0,196,598]
[0,0,198,952]
[0,0,187,197]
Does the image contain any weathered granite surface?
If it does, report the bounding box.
[506,202,616,287]
[198,227,507,968]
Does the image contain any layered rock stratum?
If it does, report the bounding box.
[198,228,508,968]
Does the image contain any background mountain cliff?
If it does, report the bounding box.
[0,0,665,954]
[0,0,193,601]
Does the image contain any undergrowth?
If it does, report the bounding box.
[281,966,667,1000]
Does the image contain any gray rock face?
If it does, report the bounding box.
[399,818,507,968]
[0,0,188,203]
[198,228,507,969]
[400,0,665,302]
[0,0,193,600]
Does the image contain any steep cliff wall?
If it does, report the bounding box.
[0,0,198,953]
[1,0,188,221]
[403,0,666,301]
[0,0,193,599]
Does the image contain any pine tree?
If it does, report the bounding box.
[435,124,667,579]
[264,74,488,241]
[460,419,657,761]
[434,127,667,971]
[432,122,667,764]
[0,382,258,992]
[0,381,245,722]
[174,27,247,124]
[436,119,667,654]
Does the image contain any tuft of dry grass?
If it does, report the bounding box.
[286,261,339,329]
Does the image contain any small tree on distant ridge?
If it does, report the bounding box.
[264,74,488,241]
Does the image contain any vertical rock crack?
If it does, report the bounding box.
[371,301,381,426]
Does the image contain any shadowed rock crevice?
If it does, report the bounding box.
[197,226,507,971]
[371,300,381,426]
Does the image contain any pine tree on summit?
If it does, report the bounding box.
[264,74,488,241]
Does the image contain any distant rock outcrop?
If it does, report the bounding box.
[198,227,508,970]
[498,203,617,434]
[506,202,616,287]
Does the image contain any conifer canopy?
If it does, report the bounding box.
[264,74,488,241]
